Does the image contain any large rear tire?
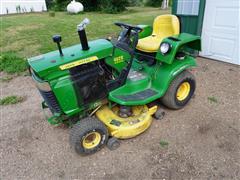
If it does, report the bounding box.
[161,70,196,109]
[70,117,108,155]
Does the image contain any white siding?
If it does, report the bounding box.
[200,0,240,65]
[0,0,47,15]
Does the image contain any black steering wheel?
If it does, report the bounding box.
[106,23,142,91]
[114,22,142,54]
[114,22,143,33]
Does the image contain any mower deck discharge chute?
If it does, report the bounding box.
[28,15,201,155]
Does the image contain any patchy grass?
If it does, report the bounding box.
[49,11,55,17]
[160,140,169,148]
[0,95,25,105]
[0,52,27,74]
[0,76,14,82]
[0,7,170,57]
[208,96,218,103]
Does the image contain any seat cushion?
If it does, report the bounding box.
[136,14,180,53]
[136,35,163,53]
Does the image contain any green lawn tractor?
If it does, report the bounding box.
[28,15,201,155]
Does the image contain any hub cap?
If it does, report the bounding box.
[176,82,190,101]
[82,132,101,149]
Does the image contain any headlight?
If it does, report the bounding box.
[30,67,51,92]
[160,42,171,55]
[36,81,51,92]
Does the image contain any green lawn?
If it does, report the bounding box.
[0,7,170,58]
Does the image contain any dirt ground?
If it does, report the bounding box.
[0,57,239,180]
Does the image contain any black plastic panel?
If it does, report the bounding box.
[115,89,158,101]
[39,90,61,113]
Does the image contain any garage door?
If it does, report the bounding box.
[200,0,240,65]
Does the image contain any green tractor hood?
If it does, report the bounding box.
[28,39,113,80]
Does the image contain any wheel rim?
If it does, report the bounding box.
[176,82,191,101]
[82,132,101,149]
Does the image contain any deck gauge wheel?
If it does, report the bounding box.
[107,137,121,150]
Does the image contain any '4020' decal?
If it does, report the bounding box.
[114,56,124,64]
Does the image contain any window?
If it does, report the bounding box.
[177,0,200,16]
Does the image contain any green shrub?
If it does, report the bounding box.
[53,0,69,11]
[145,0,163,7]
[145,0,172,7]
[128,0,144,6]
[46,0,55,9]
[0,95,24,105]
[0,52,27,74]
[101,0,129,13]
[80,0,102,11]
[47,0,128,13]
[49,0,102,11]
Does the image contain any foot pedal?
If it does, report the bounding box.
[115,89,158,102]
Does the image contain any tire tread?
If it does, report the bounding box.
[161,70,196,109]
[69,117,108,155]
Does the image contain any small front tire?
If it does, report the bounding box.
[161,70,196,109]
[70,117,108,155]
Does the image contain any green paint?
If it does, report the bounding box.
[109,54,196,106]
[172,0,206,36]
[28,26,200,124]
[137,25,153,39]
[28,39,113,80]
[156,33,201,64]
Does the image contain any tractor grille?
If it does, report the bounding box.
[39,90,61,113]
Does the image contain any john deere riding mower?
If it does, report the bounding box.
[28,15,201,155]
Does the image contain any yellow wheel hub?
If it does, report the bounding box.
[176,82,191,101]
[82,132,101,149]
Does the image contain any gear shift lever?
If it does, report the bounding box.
[52,35,63,56]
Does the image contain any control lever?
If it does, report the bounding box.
[52,35,63,56]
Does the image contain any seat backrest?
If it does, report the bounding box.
[152,15,180,37]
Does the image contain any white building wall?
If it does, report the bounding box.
[0,0,47,15]
[200,0,240,65]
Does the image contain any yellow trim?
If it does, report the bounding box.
[148,105,158,115]
[59,56,98,70]
[176,82,190,101]
[96,105,157,139]
[82,132,101,149]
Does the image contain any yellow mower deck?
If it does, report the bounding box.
[96,105,157,139]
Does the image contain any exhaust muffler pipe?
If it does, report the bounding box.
[77,18,90,51]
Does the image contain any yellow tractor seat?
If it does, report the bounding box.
[137,15,180,53]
